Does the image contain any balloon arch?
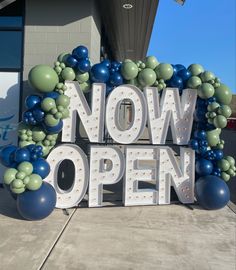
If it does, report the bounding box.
[0,45,234,220]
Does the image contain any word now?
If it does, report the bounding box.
[45,144,195,209]
[61,82,197,145]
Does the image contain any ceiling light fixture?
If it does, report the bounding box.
[123,3,133,9]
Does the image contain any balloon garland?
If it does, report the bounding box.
[0,45,234,220]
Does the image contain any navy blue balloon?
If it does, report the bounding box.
[42,119,63,134]
[106,84,114,96]
[196,158,213,176]
[168,75,183,90]
[32,107,45,122]
[77,59,91,73]
[189,139,199,150]
[90,63,110,83]
[0,145,17,167]
[3,183,17,200]
[177,68,191,81]
[174,64,185,72]
[109,72,123,86]
[213,149,224,161]
[72,45,88,60]
[32,158,50,179]
[14,148,31,163]
[195,175,230,210]
[44,91,60,100]
[194,109,207,122]
[65,55,79,68]
[194,130,206,140]
[101,59,111,69]
[25,95,41,110]
[17,182,56,220]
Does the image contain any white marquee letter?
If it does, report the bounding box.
[45,144,89,208]
[62,82,105,143]
[106,85,147,144]
[89,146,125,207]
[124,146,158,206]
[145,88,197,145]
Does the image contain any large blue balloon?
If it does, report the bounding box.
[90,63,110,83]
[14,148,31,163]
[168,75,183,90]
[25,95,41,109]
[65,55,79,68]
[72,45,88,60]
[42,119,63,134]
[17,182,56,220]
[196,158,213,176]
[0,145,17,167]
[32,158,50,179]
[109,72,123,86]
[177,68,191,81]
[195,175,230,210]
[101,59,111,69]
[77,59,91,73]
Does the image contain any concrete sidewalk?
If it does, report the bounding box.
[0,189,235,270]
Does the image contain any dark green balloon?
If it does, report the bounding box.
[29,65,59,92]
[214,84,232,105]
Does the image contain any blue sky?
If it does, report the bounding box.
[148,0,236,93]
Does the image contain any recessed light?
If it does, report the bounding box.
[123,3,133,9]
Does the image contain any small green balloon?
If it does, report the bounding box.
[217,105,232,118]
[61,108,70,119]
[41,98,56,112]
[200,71,215,82]
[43,139,51,146]
[26,174,42,191]
[187,76,202,89]
[187,64,204,76]
[155,63,173,80]
[197,83,214,99]
[16,172,26,180]
[121,61,139,80]
[138,68,156,87]
[225,156,235,166]
[145,56,159,69]
[75,72,89,83]
[214,84,232,105]
[61,67,76,81]
[207,102,220,112]
[11,186,25,194]
[28,65,59,93]
[213,115,227,128]
[56,95,70,107]
[23,176,30,185]
[79,81,91,93]
[17,161,33,176]
[19,140,35,148]
[227,168,235,177]
[218,159,230,172]
[12,179,24,189]
[206,128,221,147]
[36,143,50,157]
[32,127,46,142]
[221,172,230,182]
[3,168,18,185]
[44,114,59,127]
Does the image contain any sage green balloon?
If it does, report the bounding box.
[121,61,139,80]
[75,71,89,83]
[227,168,235,177]
[44,114,59,127]
[19,140,35,148]
[145,56,159,69]
[56,95,70,107]
[225,156,235,166]
[197,83,214,99]
[12,179,24,189]
[61,108,70,119]
[200,71,215,82]
[61,67,76,81]
[57,52,70,63]
[80,81,91,93]
[207,102,220,112]
[206,128,221,147]
[218,159,230,171]
[126,78,139,86]
[26,174,42,191]
[18,162,33,176]
[187,76,202,89]
[32,127,46,142]
[213,115,227,128]
[138,68,156,87]
[155,63,173,80]
[23,176,30,185]
[28,65,59,92]
[3,168,18,184]
[41,97,56,112]
[36,143,50,156]
[221,172,230,182]
[187,64,204,76]
[214,84,232,105]
[11,185,25,194]
[217,105,232,118]
[16,172,26,180]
